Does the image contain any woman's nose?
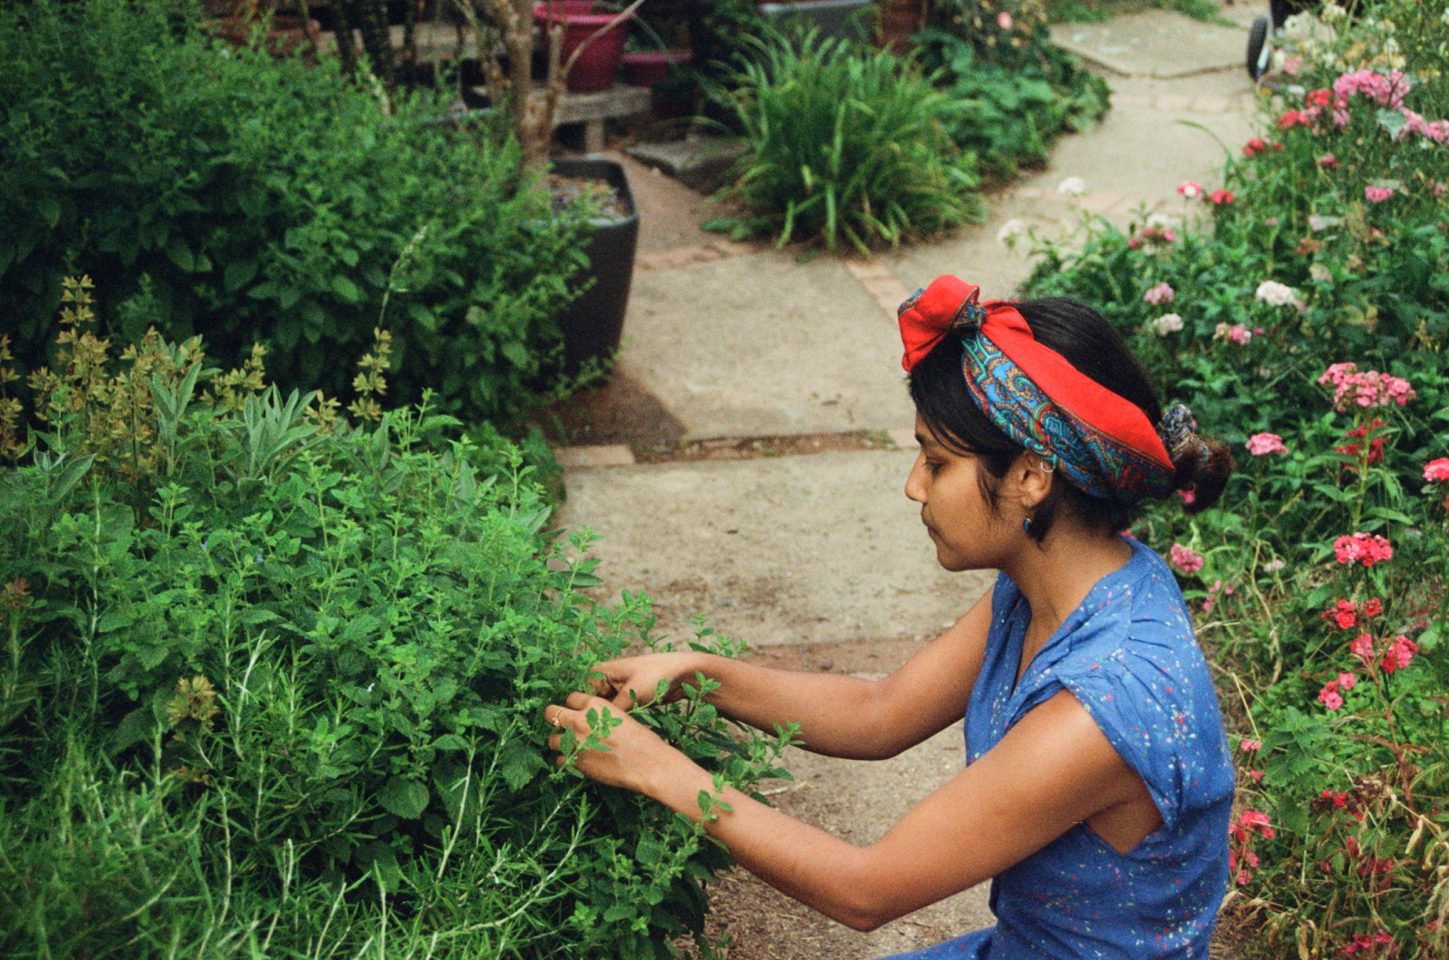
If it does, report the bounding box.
[905,453,926,504]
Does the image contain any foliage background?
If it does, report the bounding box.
[0,0,590,428]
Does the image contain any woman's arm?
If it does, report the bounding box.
[545,686,1154,932]
[593,588,995,760]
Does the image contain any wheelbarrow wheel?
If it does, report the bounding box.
[1246,14,1271,81]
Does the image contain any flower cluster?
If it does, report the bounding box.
[1424,458,1449,482]
[1350,633,1417,673]
[1128,223,1177,249]
[1152,313,1184,336]
[1332,532,1393,567]
[1318,363,1415,412]
[1176,181,1233,205]
[1340,930,1395,956]
[1321,596,1383,631]
[1255,280,1303,310]
[1169,542,1203,574]
[1228,809,1274,885]
[1142,282,1175,306]
[1335,419,1387,466]
[1241,137,1283,157]
[1277,70,1447,144]
[1214,322,1254,346]
[1246,433,1287,456]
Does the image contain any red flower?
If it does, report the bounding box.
[1243,137,1267,157]
[1361,597,1383,618]
[1209,189,1235,205]
[1277,109,1309,129]
[1335,418,1387,465]
[1306,87,1333,107]
[1381,635,1417,673]
[1322,599,1358,630]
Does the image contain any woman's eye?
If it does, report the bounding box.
[925,459,944,475]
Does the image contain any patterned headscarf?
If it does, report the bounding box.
[900,275,1186,503]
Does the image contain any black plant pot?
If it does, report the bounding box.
[550,157,639,378]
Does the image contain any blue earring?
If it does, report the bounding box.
[1022,516,1034,534]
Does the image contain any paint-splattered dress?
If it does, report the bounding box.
[883,537,1234,959]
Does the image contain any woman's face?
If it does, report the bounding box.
[905,413,1018,572]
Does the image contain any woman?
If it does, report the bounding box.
[544,275,1237,958]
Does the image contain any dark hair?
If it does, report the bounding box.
[908,297,1234,542]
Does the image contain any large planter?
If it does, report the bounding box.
[533,5,632,92]
[620,49,693,87]
[876,0,925,52]
[550,157,639,377]
[757,0,873,42]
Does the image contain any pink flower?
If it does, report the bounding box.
[1337,672,1357,691]
[1316,153,1339,168]
[1169,543,1204,574]
[1322,599,1357,630]
[1333,68,1410,109]
[1364,185,1394,203]
[1317,363,1416,411]
[1215,322,1253,346]
[1350,633,1375,667]
[1237,810,1274,839]
[1361,597,1383,618]
[1177,180,1203,199]
[1424,458,1449,482]
[1246,433,1287,456]
[1381,635,1417,673]
[1210,189,1235,206]
[1243,137,1268,157]
[1332,532,1393,567]
[1143,282,1175,306]
[1317,681,1344,710]
[997,11,1013,30]
[1239,738,1261,753]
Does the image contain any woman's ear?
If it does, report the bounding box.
[1008,453,1055,511]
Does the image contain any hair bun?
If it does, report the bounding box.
[1173,434,1235,513]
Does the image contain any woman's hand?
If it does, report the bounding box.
[544,691,687,795]
[587,652,706,710]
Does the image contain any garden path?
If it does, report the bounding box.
[551,9,1260,957]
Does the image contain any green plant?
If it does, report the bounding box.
[916,27,1109,180]
[706,32,981,252]
[0,0,591,428]
[0,284,794,958]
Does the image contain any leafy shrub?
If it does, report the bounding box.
[0,0,589,427]
[1023,1,1449,953]
[916,22,1110,181]
[0,284,792,959]
[706,32,982,252]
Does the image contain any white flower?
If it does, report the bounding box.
[1307,214,1341,232]
[1146,212,1179,231]
[996,218,1027,247]
[1255,280,1301,306]
[1056,176,1087,197]
[1154,313,1184,335]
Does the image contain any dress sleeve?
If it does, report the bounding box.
[1055,646,1196,833]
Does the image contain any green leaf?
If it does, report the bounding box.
[224,260,258,292]
[378,775,430,819]
[331,275,362,303]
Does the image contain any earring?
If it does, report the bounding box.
[1022,515,1034,534]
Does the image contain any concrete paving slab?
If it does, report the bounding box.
[886,71,1259,294]
[1050,11,1248,78]
[557,449,995,648]
[621,253,915,439]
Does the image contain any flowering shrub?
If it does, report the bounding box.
[1025,0,1449,953]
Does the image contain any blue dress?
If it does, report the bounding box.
[882,538,1234,959]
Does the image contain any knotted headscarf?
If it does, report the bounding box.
[900,275,1189,503]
